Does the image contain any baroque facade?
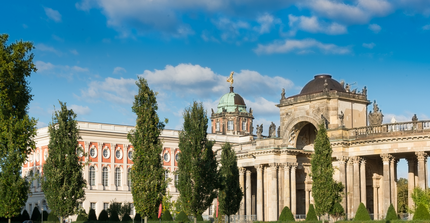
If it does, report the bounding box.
[23,74,429,221]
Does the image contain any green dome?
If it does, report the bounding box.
[216,87,247,113]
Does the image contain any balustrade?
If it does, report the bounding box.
[348,120,430,137]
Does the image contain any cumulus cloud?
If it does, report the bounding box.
[362,42,376,49]
[35,44,61,56]
[44,7,62,22]
[245,97,278,116]
[78,77,136,104]
[288,15,347,35]
[212,17,252,42]
[255,14,280,34]
[139,63,294,99]
[35,61,89,80]
[368,24,381,33]
[254,38,351,55]
[113,66,127,74]
[69,105,91,115]
[37,121,48,129]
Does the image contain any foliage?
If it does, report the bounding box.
[43,211,49,221]
[107,201,131,218]
[330,202,345,220]
[88,209,97,221]
[122,213,132,222]
[305,204,318,221]
[175,211,188,222]
[177,101,219,217]
[47,212,58,222]
[42,101,86,223]
[196,215,203,221]
[411,187,430,213]
[397,178,408,213]
[311,123,344,216]
[109,210,120,222]
[0,34,37,221]
[98,210,109,221]
[31,207,41,221]
[413,203,430,220]
[22,210,30,221]
[385,203,398,220]
[161,210,172,221]
[149,212,158,220]
[218,142,242,218]
[127,77,167,218]
[162,192,176,213]
[76,214,87,221]
[279,206,295,221]
[134,213,141,222]
[354,203,371,221]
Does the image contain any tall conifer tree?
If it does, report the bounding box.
[177,101,219,218]
[127,77,167,220]
[0,34,38,223]
[311,123,343,216]
[42,101,86,223]
[219,142,242,222]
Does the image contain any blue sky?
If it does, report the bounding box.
[2,0,430,177]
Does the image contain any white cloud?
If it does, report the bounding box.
[37,121,48,129]
[70,49,79,55]
[44,7,62,22]
[35,44,61,55]
[288,15,347,35]
[383,113,429,124]
[368,23,381,33]
[52,35,64,42]
[423,24,430,30]
[245,97,278,116]
[140,63,295,99]
[69,105,91,115]
[254,38,351,55]
[362,42,376,49]
[113,67,127,74]
[212,17,251,42]
[35,61,55,72]
[78,77,136,104]
[35,61,89,80]
[255,14,280,34]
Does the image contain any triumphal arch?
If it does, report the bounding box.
[223,75,430,221]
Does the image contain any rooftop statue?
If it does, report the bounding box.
[227,71,234,86]
[369,100,384,126]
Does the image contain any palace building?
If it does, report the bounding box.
[23,74,430,221]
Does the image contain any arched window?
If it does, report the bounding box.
[89,166,95,186]
[102,167,108,187]
[115,168,121,187]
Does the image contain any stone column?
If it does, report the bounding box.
[284,164,291,209]
[407,158,416,211]
[372,175,379,220]
[269,163,278,221]
[338,157,347,211]
[390,158,396,208]
[360,158,366,206]
[353,157,360,214]
[426,158,428,189]
[305,189,310,215]
[278,165,284,213]
[246,170,252,216]
[256,165,263,221]
[347,158,353,215]
[381,153,392,216]
[239,167,245,216]
[291,164,297,217]
[416,151,427,189]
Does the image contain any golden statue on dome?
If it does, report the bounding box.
[227,71,234,86]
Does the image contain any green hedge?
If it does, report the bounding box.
[391,221,430,223]
[279,206,295,221]
[335,221,386,223]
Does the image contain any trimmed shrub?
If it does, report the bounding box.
[134,213,142,222]
[414,203,430,220]
[354,202,371,221]
[31,207,41,221]
[330,202,344,220]
[43,211,49,221]
[122,213,132,222]
[385,203,398,221]
[98,210,109,221]
[279,206,295,221]
[76,213,87,221]
[175,211,189,222]
[196,215,203,221]
[88,209,97,221]
[161,210,173,221]
[22,210,30,221]
[47,213,58,222]
[109,210,120,222]
[305,204,318,221]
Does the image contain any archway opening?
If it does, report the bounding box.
[296,123,317,151]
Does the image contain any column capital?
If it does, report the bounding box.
[111,142,116,149]
[254,164,264,171]
[283,163,291,169]
[347,157,354,165]
[416,151,428,161]
[97,142,103,149]
[290,163,298,170]
[381,153,393,162]
[361,158,366,165]
[269,163,278,169]
[239,167,246,175]
[246,169,252,175]
[337,156,348,164]
[352,156,362,164]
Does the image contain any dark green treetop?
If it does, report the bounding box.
[305,204,318,221]
[41,101,86,223]
[127,77,167,218]
[414,203,430,220]
[311,123,344,216]
[219,142,243,218]
[279,206,295,221]
[385,203,398,220]
[354,203,371,221]
[0,34,38,222]
[177,101,219,217]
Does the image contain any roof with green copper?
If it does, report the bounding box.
[216,87,247,113]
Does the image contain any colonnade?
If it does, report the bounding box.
[238,162,310,221]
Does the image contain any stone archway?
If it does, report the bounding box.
[296,123,317,151]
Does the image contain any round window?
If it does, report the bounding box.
[103,148,110,158]
[163,153,170,162]
[175,153,179,161]
[116,150,122,159]
[90,148,97,158]
[128,150,133,160]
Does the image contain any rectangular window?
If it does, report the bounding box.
[242,121,246,131]
[216,122,220,131]
[90,203,96,210]
[104,203,109,210]
[227,121,233,130]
